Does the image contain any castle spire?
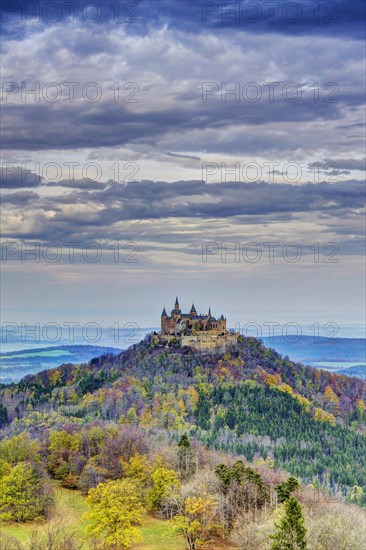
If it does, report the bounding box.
[162,306,167,316]
[208,307,211,317]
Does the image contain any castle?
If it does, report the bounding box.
[161,297,227,336]
[155,297,238,352]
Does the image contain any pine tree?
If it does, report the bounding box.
[214,463,232,493]
[271,496,307,550]
[0,404,8,428]
[276,476,301,503]
[196,391,211,429]
[177,433,194,479]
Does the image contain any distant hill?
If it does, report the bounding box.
[0,345,122,383]
[262,335,366,375]
[335,364,366,379]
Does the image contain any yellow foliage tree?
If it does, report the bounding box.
[49,369,62,386]
[294,394,311,412]
[172,495,219,549]
[266,373,282,387]
[147,466,180,511]
[0,432,39,464]
[84,479,143,549]
[121,453,149,487]
[140,408,155,428]
[313,408,336,426]
[277,384,293,395]
[324,385,338,402]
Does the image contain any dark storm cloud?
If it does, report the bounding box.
[308,158,366,173]
[1,87,354,152]
[153,0,366,40]
[167,152,201,161]
[324,158,365,171]
[49,179,109,190]
[3,177,364,226]
[0,166,43,188]
[2,178,364,262]
[1,1,365,40]
[336,122,366,130]
[0,190,39,203]
[85,179,366,218]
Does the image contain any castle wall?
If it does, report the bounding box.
[181,332,237,352]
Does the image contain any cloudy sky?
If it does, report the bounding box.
[1,0,365,339]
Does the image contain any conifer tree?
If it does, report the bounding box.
[271,496,307,550]
[276,476,301,503]
[177,433,194,479]
[214,463,233,493]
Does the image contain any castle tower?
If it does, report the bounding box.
[161,306,169,335]
[220,314,227,332]
[190,303,197,318]
[171,297,181,322]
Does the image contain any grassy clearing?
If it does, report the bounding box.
[0,487,238,549]
[134,515,185,549]
[0,486,89,547]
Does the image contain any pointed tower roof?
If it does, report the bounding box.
[175,296,179,306]
[162,307,167,316]
[190,302,197,314]
[208,307,211,317]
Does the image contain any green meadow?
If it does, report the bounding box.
[0,486,239,549]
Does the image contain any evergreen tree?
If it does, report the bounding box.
[271,496,307,550]
[177,433,194,479]
[196,391,211,430]
[0,404,8,428]
[214,463,232,493]
[276,476,301,503]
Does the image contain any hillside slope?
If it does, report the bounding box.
[0,334,365,504]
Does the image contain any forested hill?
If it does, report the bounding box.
[1,334,365,504]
